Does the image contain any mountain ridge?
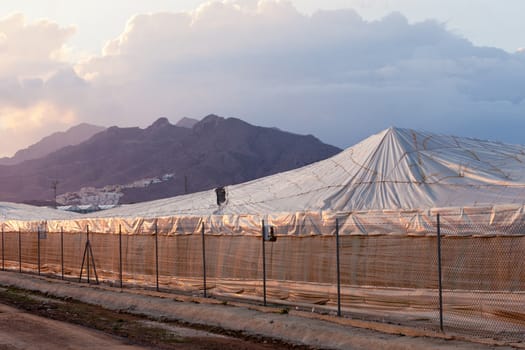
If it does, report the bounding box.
[0,123,106,166]
[0,115,341,205]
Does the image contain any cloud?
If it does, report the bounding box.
[0,101,77,156]
[0,13,75,79]
[73,1,525,146]
[0,13,79,156]
[1,1,525,157]
[0,101,76,130]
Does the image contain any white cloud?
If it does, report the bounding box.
[73,1,525,146]
[0,13,75,79]
[0,101,76,131]
[0,101,77,156]
[1,1,525,157]
[0,13,78,156]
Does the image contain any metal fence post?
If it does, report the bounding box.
[79,224,98,284]
[87,225,90,283]
[37,226,41,276]
[201,220,207,297]
[18,228,21,273]
[119,224,123,289]
[437,213,444,332]
[61,227,64,280]
[88,225,99,284]
[1,225,4,271]
[336,218,342,317]
[262,219,267,306]
[155,220,159,292]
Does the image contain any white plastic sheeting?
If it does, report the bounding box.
[0,202,79,221]
[2,127,525,235]
[20,204,520,236]
[83,127,525,219]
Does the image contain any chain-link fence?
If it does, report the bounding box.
[1,213,524,341]
[438,215,525,341]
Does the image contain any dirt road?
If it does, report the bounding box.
[0,287,306,350]
[0,303,147,350]
[0,272,520,350]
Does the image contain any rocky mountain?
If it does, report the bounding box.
[0,115,341,204]
[175,117,199,128]
[0,123,106,166]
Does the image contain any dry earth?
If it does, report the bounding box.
[0,289,303,350]
[0,300,295,350]
[0,271,521,350]
[0,303,148,350]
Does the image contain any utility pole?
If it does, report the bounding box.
[51,180,59,209]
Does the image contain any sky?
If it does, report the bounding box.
[0,0,524,157]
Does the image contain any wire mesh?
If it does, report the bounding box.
[38,231,60,276]
[62,230,83,279]
[20,231,37,273]
[2,231,19,271]
[89,231,119,285]
[1,213,524,341]
[439,217,525,341]
[335,234,439,330]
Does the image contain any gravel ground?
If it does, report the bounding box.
[0,271,521,350]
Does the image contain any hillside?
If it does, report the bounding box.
[0,115,341,204]
[0,123,106,166]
